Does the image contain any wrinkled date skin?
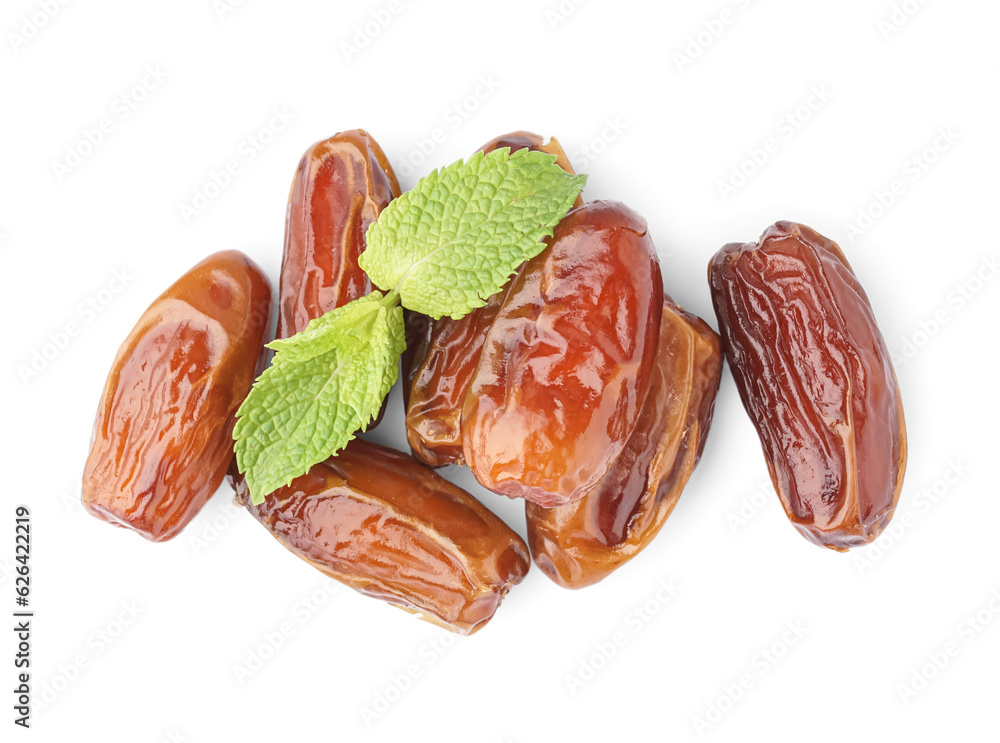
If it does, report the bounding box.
[277,129,399,340]
[526,299,722,587]
[233,439,530,634]
[462,201,664,507]
[404,293,506,466]
[403,132,580,467]
[82,251,272,542]
[709,221,907,550]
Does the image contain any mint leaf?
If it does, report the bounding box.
[233,291,405,505]
[360,147,586,320]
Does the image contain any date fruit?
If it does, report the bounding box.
[404,132,580,467]
[526,298,722,587]
[82,251,272,542]
[233,439,530,634]
[404,292,506,466]
[462,200,664,507]
[277,129,399,339]
[708,221,907,550]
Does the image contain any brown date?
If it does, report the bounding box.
[233,439,530,634]
[277,129,399,340]
[526,298,722,587]
[82,251,272,542]
[404,292,506,466]
[462,200,664,507]
[403,132,580,467]
[708,221,907,551]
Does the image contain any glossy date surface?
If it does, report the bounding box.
[277,129,399,340]
[709,221,907,550]
[403,132,580,467]
[82,250,272,542]
[234,439,529,634]
[526,299,722,587]
[462,200,664,507]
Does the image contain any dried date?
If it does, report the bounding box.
[278,129,399,339]
[233,439,530,634]
[708,221,907,550]
[526,298,722,587]
[82,251,272,542]
[462,200,664,507]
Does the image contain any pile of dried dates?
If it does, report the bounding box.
[81,129,907,634]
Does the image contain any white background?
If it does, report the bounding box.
[2,0,998,740]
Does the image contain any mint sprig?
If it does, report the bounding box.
[233,292,405,503]
[361,148,587,320]
[234,147,586,505]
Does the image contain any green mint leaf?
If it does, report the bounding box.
[233,291,405,505]
[360,147,586,320]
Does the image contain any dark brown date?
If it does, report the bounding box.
[277,129,399,339]
[403,132,580,467]
[462,201,664,507]
[709,221,907,551]
[233,439,530,634]
[526,298,722,587]
[82,251,272,542]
